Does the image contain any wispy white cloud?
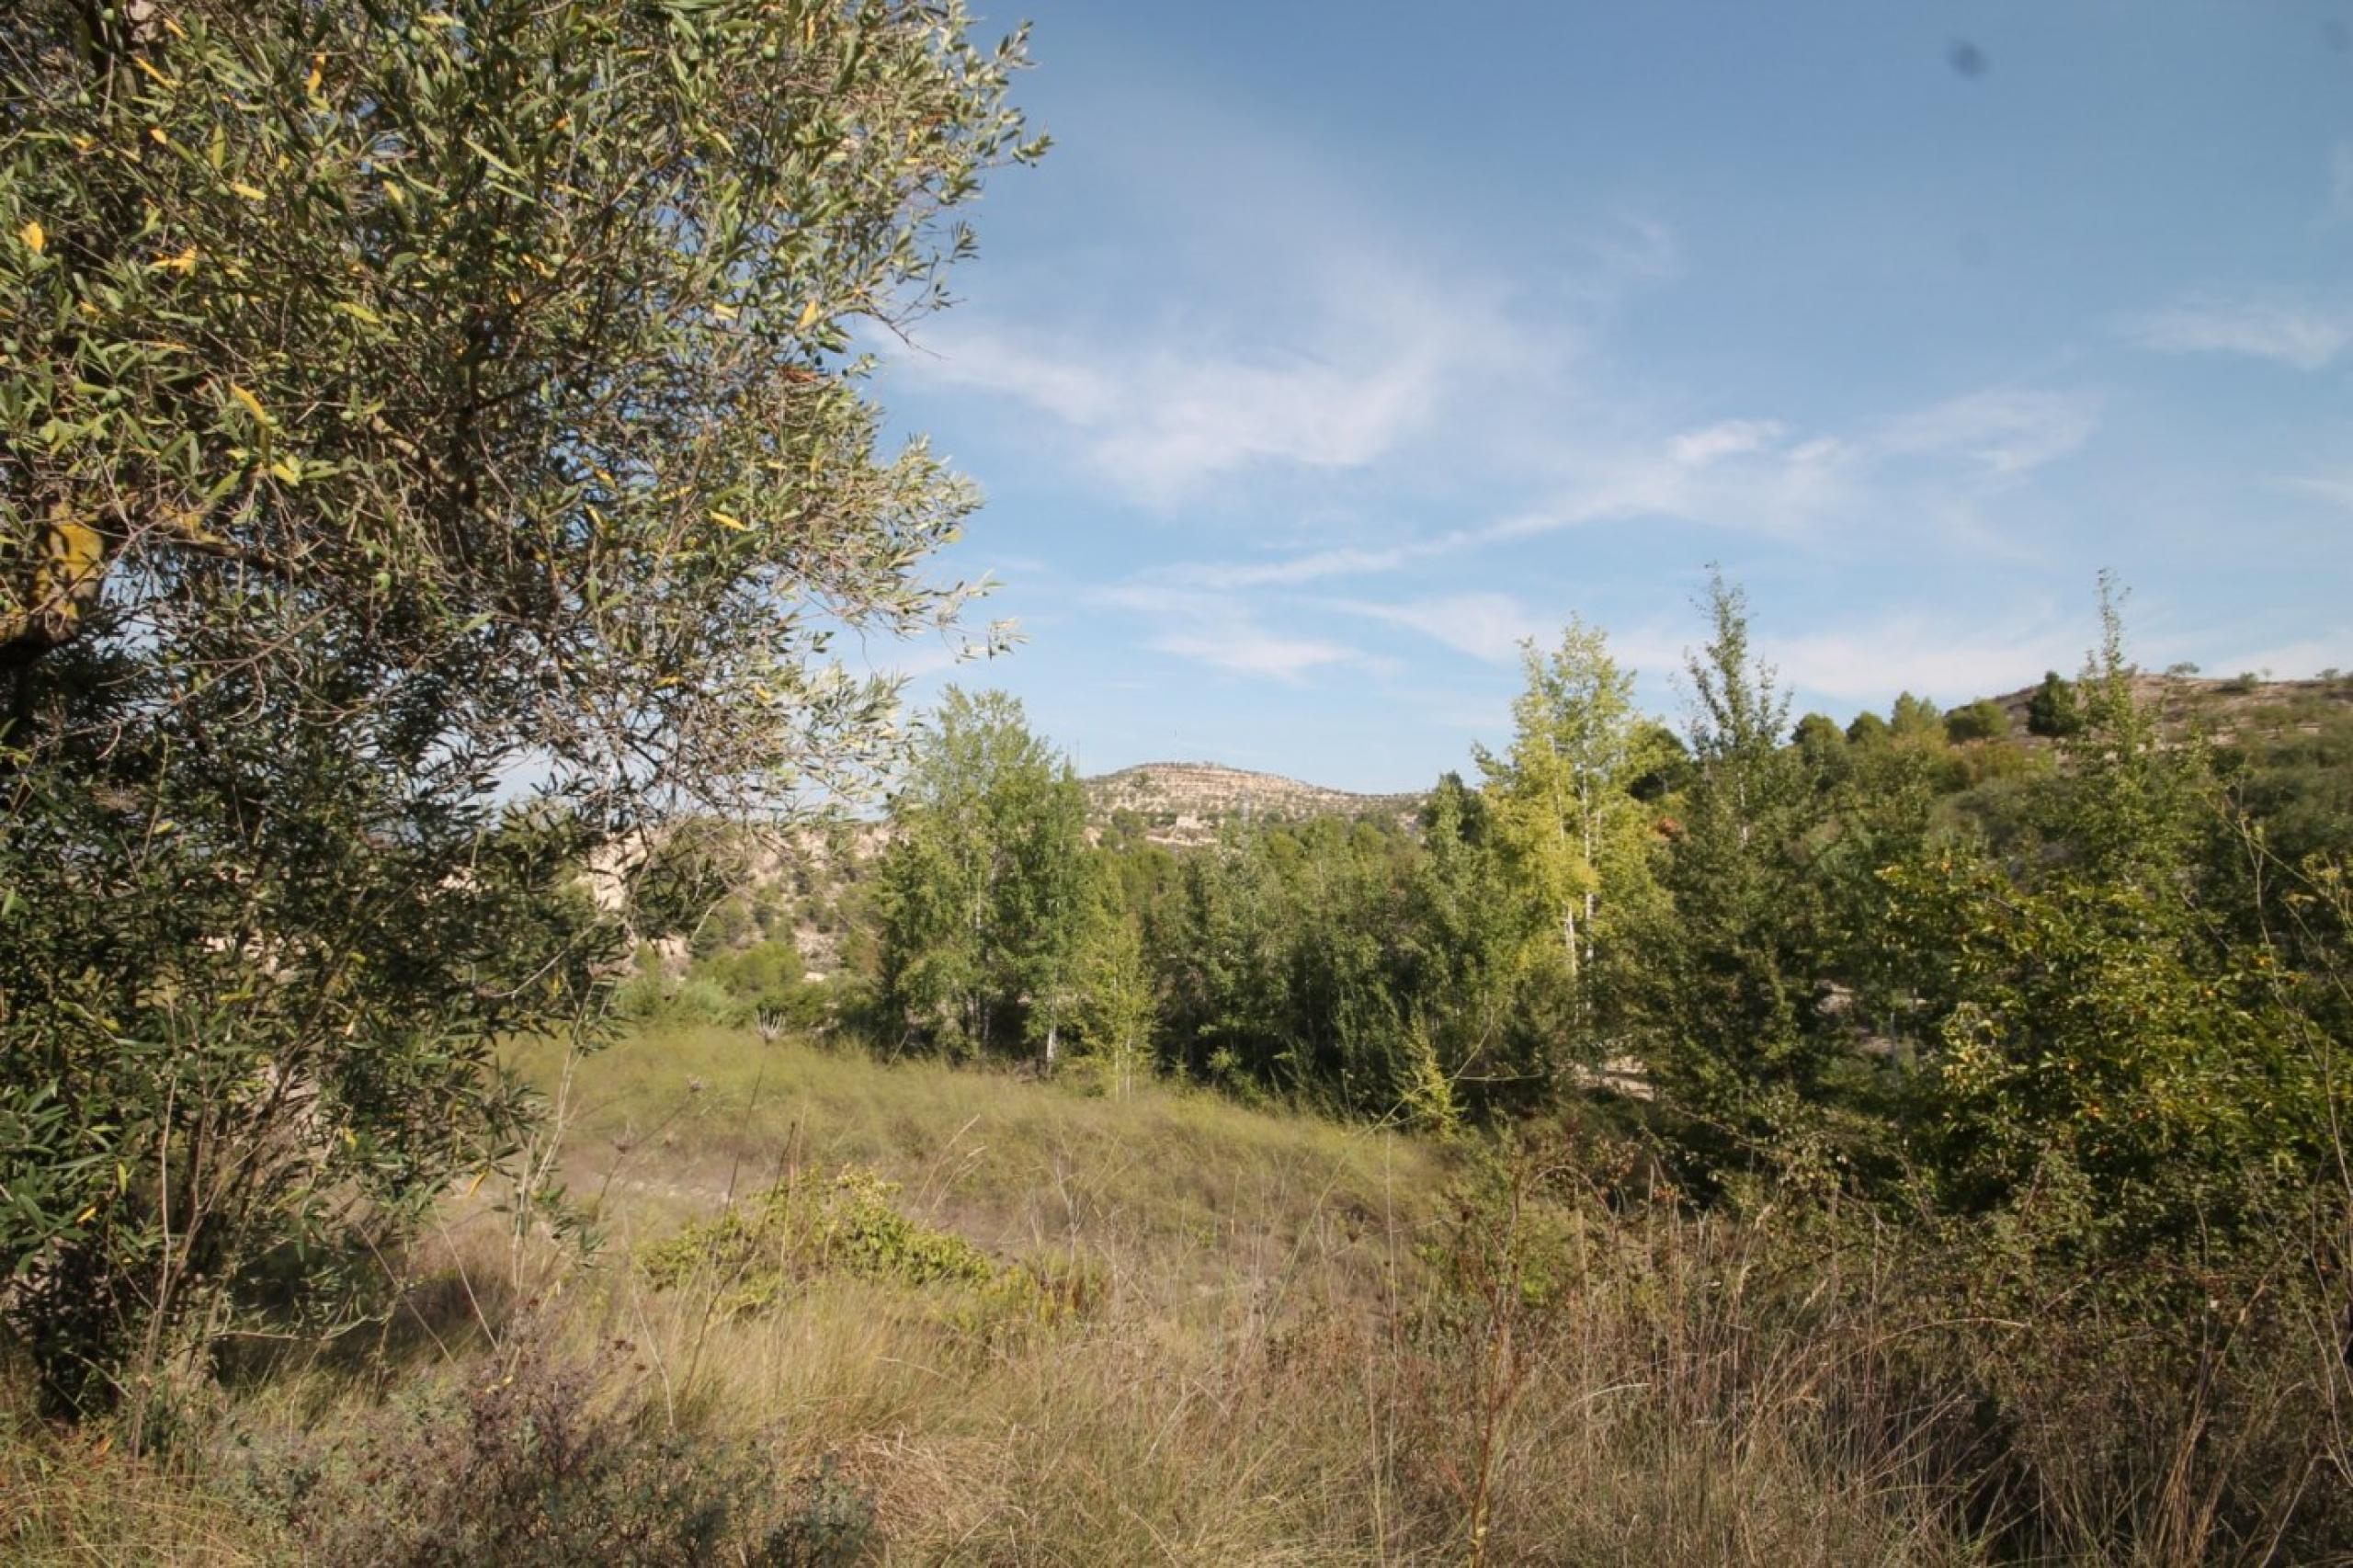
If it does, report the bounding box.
[1093,585,1374,684]
[870,641,982,682]
[2279,472,2353,510]
[1769,613,2088,703]
[2201,632,2350,681]
[1668,418,1789,468]
[1142,378,2086,594]
[1169,538,1462,590]
[2123,288,2353,371]
[1569,214,1685,294]
[1151,626,1364,682]
[1767,605,2352,707]
[904,334,1116,426]
[1329,592,1549,664]
[1874,387,2101,476]
[893,108,1677,510]
[904,286,1502,503]
[1506,427,1860,539]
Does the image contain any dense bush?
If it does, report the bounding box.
[639,1165,1097,1336]
[618,937,833,1033]
[1944,698,2011,744]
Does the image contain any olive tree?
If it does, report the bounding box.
[0,0,1039,1420]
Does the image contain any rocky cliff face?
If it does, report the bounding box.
[1083,761,1426,846]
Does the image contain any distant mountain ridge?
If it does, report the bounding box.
[1079,676,2352,849]
[1084,761,1426,846]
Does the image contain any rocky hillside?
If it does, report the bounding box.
[1084,761,1426,846]
[1982,671,2353,747]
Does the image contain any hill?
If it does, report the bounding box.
[1979,670,2353,747]
[1083,760,1427,846]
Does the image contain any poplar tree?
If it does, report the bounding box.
[1475,619,1659,992]
[876,688,1088,1061]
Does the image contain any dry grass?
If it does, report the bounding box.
[237,1031,1975,1562]
[0,1420,290,1565]
[7,1027,2340,1562]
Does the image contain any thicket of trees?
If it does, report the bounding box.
[846,576,2353,1546]
[867,577,2349,1397]
[875,688,1091,1062]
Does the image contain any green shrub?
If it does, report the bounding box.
[615,971,739,1028]
[640,1166,1098,1335]
[642,1167,997,1312]
[696,938,827,1028]
[2026,670,2086,737]
[1942,699,2009,744]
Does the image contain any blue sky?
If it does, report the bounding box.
[867,1,2353,793]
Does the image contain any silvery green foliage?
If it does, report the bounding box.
[0,0,1038,1415]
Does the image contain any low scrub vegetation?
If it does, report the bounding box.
[5,1025,2346,1563]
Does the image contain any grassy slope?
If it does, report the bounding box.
[528,1030,1465,1562]
[5,1029,1982,1564]
[517,1026,1445,1300]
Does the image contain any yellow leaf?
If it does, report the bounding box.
[49,520,102,577]
[797,298,821,330]
[132,56,176,88]
[148,246,198,273]
[148,126,168,145]
[228,382,271,426]
[710,509,748,531]
[268,458,301,484]
[712,302,738,322]
[19,220,42,255]
[74,1205,97,1224]
[333,300,380,324]
[306,53,324,95]
[229,181,266,201]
